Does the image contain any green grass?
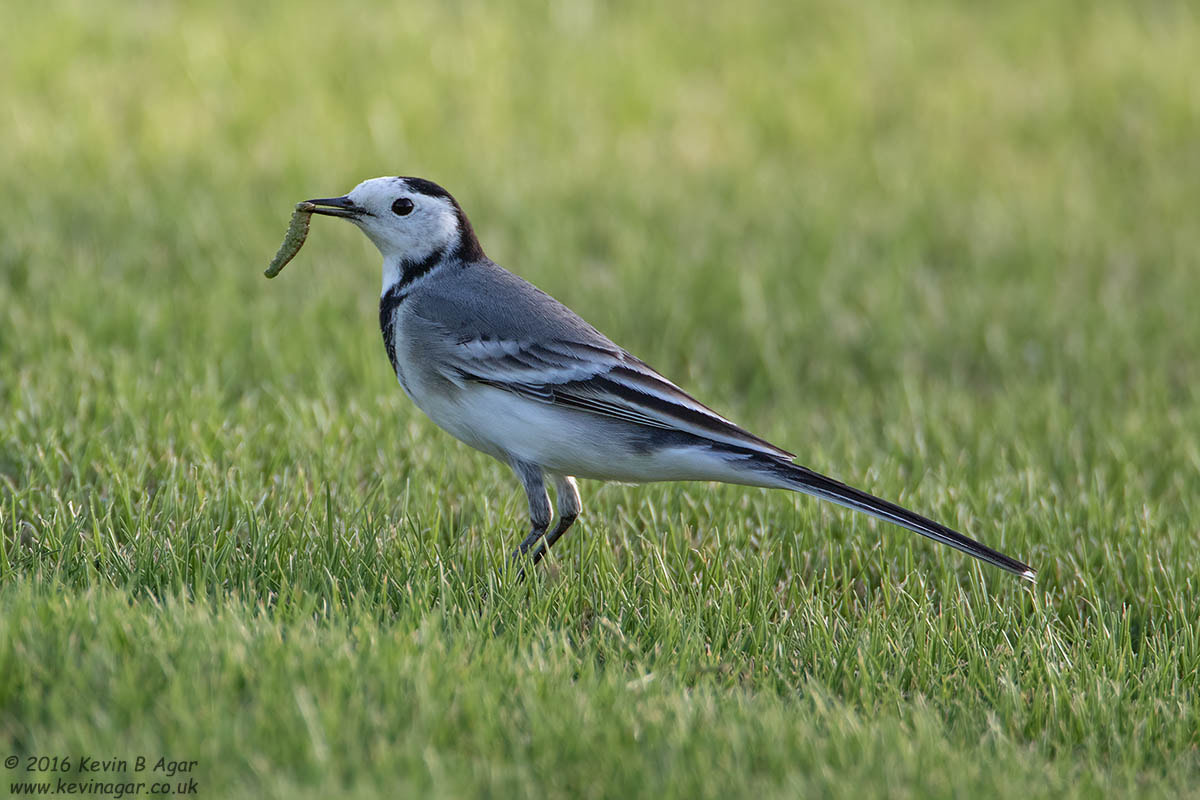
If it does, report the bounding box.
[3,1,1199,797]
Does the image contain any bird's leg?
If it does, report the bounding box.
[509,460,551,560]
[530,476,581,566]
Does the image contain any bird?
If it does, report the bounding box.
[299,176,1035,581]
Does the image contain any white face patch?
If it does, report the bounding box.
[345,177,460,264]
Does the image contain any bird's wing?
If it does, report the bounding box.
[417,326,795,460]
[403,262,794,459]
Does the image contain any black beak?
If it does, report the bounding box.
[305,196,363,219]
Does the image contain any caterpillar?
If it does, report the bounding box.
[264,202,316,278]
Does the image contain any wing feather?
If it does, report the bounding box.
[448,337,795,460]
[400,265,794,460]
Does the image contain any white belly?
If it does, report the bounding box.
[404,378,761,485]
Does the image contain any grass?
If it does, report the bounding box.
[2,1,1199,797]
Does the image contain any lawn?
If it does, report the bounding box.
[2,1,1198,797]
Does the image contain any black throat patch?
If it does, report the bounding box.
[379,246,452,381]
[397,246,446,294]
[379,283,408,376]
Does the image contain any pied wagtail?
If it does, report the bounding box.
[298,177,1035,581]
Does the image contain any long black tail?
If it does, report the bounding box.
[760,458,1035,580]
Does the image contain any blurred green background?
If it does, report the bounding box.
[2,2,1198,798]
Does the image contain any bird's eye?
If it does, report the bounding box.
[391,198,415,216]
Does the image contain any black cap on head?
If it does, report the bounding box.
[398,176,485,262]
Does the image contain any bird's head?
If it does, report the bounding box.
[307,176,484,267]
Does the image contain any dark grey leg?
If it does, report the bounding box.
[509,460,551,558]
[530,475,581,566]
